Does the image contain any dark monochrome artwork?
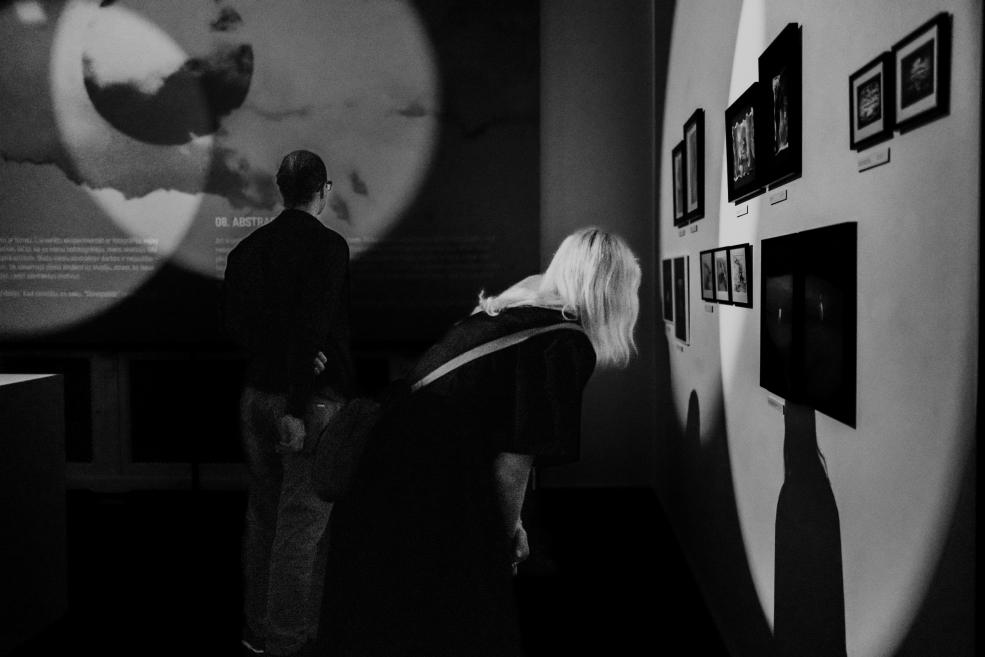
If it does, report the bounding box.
[892,13,951,133]
[758,23,802,187]
[850,52,895,150]
[772,69,790,154]
[728,244,753,308]
[683,109,704,221]
[725,83,764,202]
[700,249,715,302]
[760,223,857,427]
[714,248,731,303]
[672,141,687,226]
[662,258,674,322]
[673,255,689,343]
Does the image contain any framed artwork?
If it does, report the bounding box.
[892,12,951,133]
[673,256,689,343]
[683,109,704,222]
[849,52,895,151]
[672,141,687,227]
[725,83,765,202]
[714,248,731,303]
[699,249,715,302]
[760,223,857,427]
[758,22,802,187]
[727,244,753,308]
[662,259,674,323]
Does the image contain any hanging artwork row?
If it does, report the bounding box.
[725,23,802,203]
[661,256,690,344]
[671,109,705,228]
[849,12,951,151]
[700,244,753,308]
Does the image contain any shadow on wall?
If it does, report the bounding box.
[654,385,773,657]
[773,402,846,657]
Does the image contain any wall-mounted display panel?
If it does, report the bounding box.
[725,83,766,202]
[760,223,857,427]
[892,12,952,133]
[849,52,895,151]
[683,109,705,222]
[758,23,802,187]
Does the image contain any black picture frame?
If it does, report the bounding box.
[699,249,716,302]
[758,22,802,188]
[683,109,705,222]
[673,256,689,343]
[849,52,895,151]
[892,12,951,133]
[760,223,857,428]
[724,82,766,203]
[672,141,687,227]
[714,248,731,303]
[662,259,674,323]
[727,243,753,308]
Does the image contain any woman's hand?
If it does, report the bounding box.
[313,350,327,375]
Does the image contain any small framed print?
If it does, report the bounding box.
[672,141,687,227]
[683,109,704,222]
[673,255,689,343]
[725,83,766,203]
[699,249,715,302]
[892,13,951,133]
[662,259,674,323]
[758,23,802,187]
[727,244,753,308]
[849,52,895,151]
[714,248,732,303]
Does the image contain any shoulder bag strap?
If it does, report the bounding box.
[410,322,586,393]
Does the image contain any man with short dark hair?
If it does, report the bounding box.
[222,150,352,657]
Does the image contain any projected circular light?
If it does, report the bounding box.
[51,0,207,257]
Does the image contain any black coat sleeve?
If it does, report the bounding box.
[286,233,350,417]
[489,332,596,466]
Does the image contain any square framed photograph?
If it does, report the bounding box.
[672,140,687,227]
[662,259,674,323]
[758,22,802,187]
[699,249,715,302]
[892,12,951,133]
[714,248,731,303]
[673,256,689,343]
[849,52,895,151]
[725,82,765,203]
[683,109,704,222]
[727,244,753,308]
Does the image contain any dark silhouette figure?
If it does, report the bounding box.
[773,402,846,657]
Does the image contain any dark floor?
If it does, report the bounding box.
[11,487,729,656]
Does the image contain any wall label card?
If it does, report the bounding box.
[679,228,687,237]
[858,146,891,172]
[705,303,715,313]
[690,224,699,233]
[769,189,788,205]
[735,204,749,217]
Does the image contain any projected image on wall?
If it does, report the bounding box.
[0,0,540,345]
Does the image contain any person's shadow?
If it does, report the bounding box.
[773,402,846,657]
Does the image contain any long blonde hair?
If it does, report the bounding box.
[477,227,641,367]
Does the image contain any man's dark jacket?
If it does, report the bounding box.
[221,208,352,417]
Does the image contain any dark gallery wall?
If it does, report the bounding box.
[657,1,979,657]
[539,0,671,487]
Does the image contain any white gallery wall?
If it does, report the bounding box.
[659,0,979,656]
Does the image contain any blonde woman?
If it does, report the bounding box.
[316,227,641,657]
